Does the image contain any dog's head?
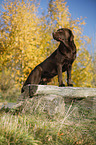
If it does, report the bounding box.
[52,28,74,44]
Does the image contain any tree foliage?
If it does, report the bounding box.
[0,0,95,98]
[92,52,96,87]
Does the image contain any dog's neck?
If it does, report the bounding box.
[58,43,64,55]
[59,42,76,55]
[59,43,70,55]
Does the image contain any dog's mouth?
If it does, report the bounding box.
[54,37,65,44]
[59,38,69,43]
[53,33,66,43]
[58,38,65,43]
[58,38,63,41]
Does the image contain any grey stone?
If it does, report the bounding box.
[22,85,96,98]
[20,95,65,116]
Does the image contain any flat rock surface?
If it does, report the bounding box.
[23,85,96,98]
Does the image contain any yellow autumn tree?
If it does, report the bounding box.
[0,0,50,87]
[92,52,96,87]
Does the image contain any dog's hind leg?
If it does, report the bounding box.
[21,66,42,93]
[32,66,42,84]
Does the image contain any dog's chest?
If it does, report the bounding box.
[58,47,76,64]
[60,52,76,65]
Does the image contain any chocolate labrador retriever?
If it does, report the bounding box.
[21,28,76,93]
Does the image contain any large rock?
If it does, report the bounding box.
[1,85,96,116]
[19,95,65,116]
[16,85,96,115]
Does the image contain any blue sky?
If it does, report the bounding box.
[0,0,96,53]
[67,0,96,54]
[40,0,96,54]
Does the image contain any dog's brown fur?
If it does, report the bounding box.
[21,28,76,93]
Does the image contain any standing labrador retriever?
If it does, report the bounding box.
[21,28,76,93]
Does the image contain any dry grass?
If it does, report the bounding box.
[0,97,96,145]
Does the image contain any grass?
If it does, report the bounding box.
[0,97,96,145]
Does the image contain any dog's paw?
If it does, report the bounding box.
[59,84,65,87]
[67,84,73,87]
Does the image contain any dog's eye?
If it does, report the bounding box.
[57,29,63,32]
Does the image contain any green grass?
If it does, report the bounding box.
[0,97,96,145]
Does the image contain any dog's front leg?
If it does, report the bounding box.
[57,64,65,87]
[67,65,73,86]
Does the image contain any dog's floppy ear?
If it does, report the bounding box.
[62,29,75,51]
[70,34,74,42]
